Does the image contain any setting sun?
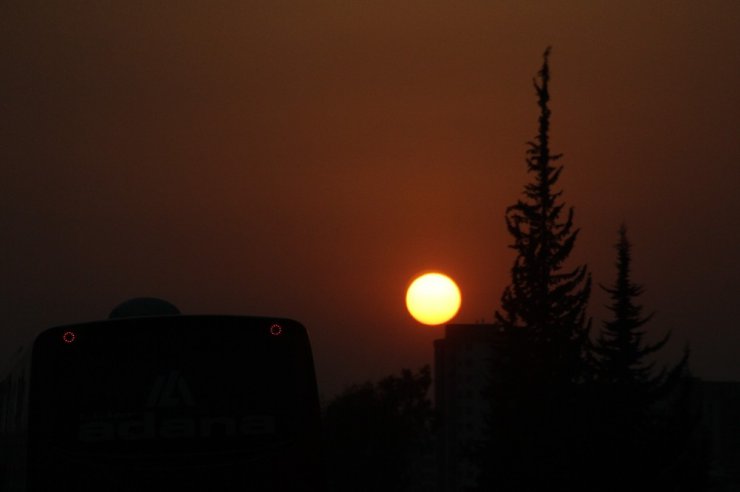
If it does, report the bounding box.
[405,273,462,325]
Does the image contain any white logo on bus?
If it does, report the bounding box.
[146,370,195,407]
[77,369,278,442]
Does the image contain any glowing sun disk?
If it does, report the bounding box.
[406,273,461,325]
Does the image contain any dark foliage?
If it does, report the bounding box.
[322,366,434,492]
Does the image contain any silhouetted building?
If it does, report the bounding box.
[697,380,740,490]
[434,326,740,492]
[434,323,506,492]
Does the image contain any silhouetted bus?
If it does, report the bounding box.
[0,310,325,491]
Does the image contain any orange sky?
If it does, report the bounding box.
[1,1,739,397]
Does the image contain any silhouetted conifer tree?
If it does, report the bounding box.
[593,224,675,387]
[591,225,706,491]
[476,48,593,492]
[494,47,592,387]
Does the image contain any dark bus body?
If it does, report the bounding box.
[0,315,325,491]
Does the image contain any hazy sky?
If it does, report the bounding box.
[2,1,739,398]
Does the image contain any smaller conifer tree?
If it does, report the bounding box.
[593,224,674,388]
[592,225,696,490]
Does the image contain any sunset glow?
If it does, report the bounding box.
[406,273,461,325]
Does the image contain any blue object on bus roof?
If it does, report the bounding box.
[108,297,181,319]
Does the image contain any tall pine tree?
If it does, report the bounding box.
[494,47,591,387]
[476,48,593,491]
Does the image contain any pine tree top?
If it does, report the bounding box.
[594,224,687,392]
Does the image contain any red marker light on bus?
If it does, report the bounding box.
[269,324,283,336]
[62,331,76,344]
